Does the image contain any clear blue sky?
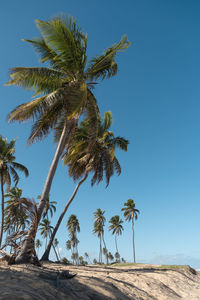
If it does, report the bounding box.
[1,0,200,268]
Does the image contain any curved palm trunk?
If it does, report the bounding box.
[132,219,136,263]
[15,120,77,264]
[0,175,5,247]
[41,173,88,261]
[115,235,120,262]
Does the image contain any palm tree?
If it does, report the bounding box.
[93,220,103,264]
[6,15,130,264]
[4,187,30,234]
[37,194,57,221]
[66,214,80,265]
[39,219,54,250]
[109,215,124,261]
[0,137,29,246]
[53,238,61,260]
[41,111,128,261]
[35,239,42,256]
[107,252,114,264]
[121,199,140,263]
[93,208,108,264]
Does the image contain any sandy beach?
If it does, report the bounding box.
[0,262,199,299]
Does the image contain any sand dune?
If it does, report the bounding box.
[0,262,199,299]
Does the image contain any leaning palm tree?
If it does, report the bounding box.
[109,215,124,261]
[0,137,29,246]
[53,238,61,260]
[6,15,130,264]
[121,199,140,263]
[41,111,128,260]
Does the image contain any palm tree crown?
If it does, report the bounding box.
[109,215,124,236]
[64,111,129,186]
[6,15,130,145]
[121,199,140,222]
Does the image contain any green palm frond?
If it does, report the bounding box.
[9,166,20,185]
[11,162,29,177]
[86,35,130,81]
[23,37,66,70]
[35,16,87,76]
[6,67,65,96]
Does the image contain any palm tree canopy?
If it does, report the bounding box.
[4,187,31,232]
[109,215,124,236]
[121,199,140,222]
[67,214,80,235]
[6,15,130,145]
[35,239,42,248]
[39,218,54,238]
[64,111,129,186]
[37,194,57,219]
[0,137,29,190]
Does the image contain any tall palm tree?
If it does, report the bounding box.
[6,15,130,264]
[93,208,108,264]
[121,199,140,263]
[109,215,124,260]
[41,111,128,261]
[93,220,103,264]
[67,214,80,265]
[0,137,29,246]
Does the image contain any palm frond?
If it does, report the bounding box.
[86,35,130,81]
[6,67,65,96]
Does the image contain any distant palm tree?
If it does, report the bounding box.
[93,208,108,264]
[84,252,92,264]
[6,14,130,264]
[0,136,29,246]
[37,194,57,221]
[109,215,124,261]
[121,199,140,263]
[39,219,54,250]
[41,111,129,261]
[53,238,61,260]
[35,239,42,256]
[107,252,114,264]
[67,215,80,265]
[93,220,103,264]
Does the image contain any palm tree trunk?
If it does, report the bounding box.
[15,120,76,264]
[115,235,119,260]
[0,174,5,247]
[41,172,88,261]
[132,219,136,263]
[102,233,108,265]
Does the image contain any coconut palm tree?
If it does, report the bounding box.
[35,239,42,256]
[39,219,54,250]
[4,187,30,234]
[93,220,103,264]
[66,214,80,265]
[121,199,140,263]
[6,15,130,264]
[109,215,124,261]
[107,252,114,264]
[37,194,57,221]
[93,208,108,264]
[0,137,29,246]
[41,111,128,261]
[53,238,61,260]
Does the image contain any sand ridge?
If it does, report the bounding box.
[0,262,199,299]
